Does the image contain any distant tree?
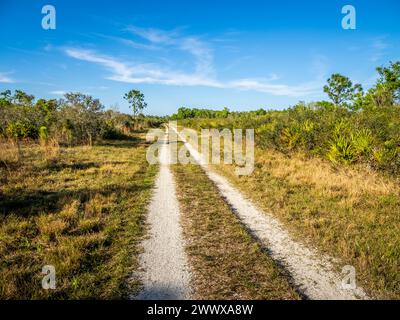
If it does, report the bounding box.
[123,90,147,118]
[36,98,58,123]
[315,100,336,111]
[13,90,35,106]
[61,92,104,144]
[216,107,230,118]
[254,108,267,116]
[64,92,103,113]
[375,61,400,105]
[364,84,394,108]
[323,73,362,109]
[0,90,12,108]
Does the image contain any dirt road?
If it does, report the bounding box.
[174,126,368,300]
[134,132,192,300]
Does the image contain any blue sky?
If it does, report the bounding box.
[1,0,399,115]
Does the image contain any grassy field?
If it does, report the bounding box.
[212,147,400,299]
[0,135,158,299]
[172,161,300,300]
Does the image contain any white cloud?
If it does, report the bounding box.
[65,47,322,96]
[180,37,214,76]
[50,90,66,95]
[64,26,326,97]
[66,48,134,81]
[126,25,215,76]
[225,78,319,96]
[0,72,14,83]
[370,37,388,62]
[126,26,178,44]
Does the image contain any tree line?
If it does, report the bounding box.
[177,61,400,174]
[0,89,163,145]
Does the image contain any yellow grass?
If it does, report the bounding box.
[213,147,400,299]
[0,135,158,299]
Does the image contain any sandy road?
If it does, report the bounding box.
[133,132,192,300]
[173,126,368,300]
[134,125,368,300]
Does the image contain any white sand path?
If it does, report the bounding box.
[133,132,192,300]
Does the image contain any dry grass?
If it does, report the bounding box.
[213,148,400,299]
[39,138,60,162]
[172,162,300,300]
[0,135,158,299]
[261,149,398,198]
[0,139,23,165]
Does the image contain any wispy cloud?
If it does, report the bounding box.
[370,37,388,62]
[310,54,329,82]
[64,26,325,97]
[96,33,160,51]
[0,72,14,83]
[126,25,215,76]
[66,48,134,81]
[126,26,179,44]
[50,90,67,95]
[180,37,214,76]
[65,47,321,96]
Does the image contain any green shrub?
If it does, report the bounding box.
[39,126,49,145]
[351,128,374,159]
[327,135,356,165]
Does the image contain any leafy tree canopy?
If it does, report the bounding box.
[123,89,147,117]
[323,73,362,109]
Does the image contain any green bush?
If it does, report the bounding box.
[39,126,49,145]
[0,90,164,145]
[179,103,400,174]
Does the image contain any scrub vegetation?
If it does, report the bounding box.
[176,62,400,299]
[0,89,160,299]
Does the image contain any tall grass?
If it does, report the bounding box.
[0,134,158,299]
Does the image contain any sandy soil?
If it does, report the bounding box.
[133,132,192,300]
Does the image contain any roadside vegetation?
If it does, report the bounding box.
[0,89,161,299]
[175,61,400,175]
[0,90,164,147]
[213,151,399,299]
[172,160,300,300]
[0,134,158,298]
[175,61,400,299]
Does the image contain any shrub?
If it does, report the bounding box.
[39,126,49,146]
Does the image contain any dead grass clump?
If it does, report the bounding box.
[40,138,60,161]
[0,139,22,165]
[59,200,81,222]
[84,193,117,218]
[37,214,68,240]
[256,149,399,198]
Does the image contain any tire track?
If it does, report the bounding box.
[173,125,368,300]
[133,132,192,300]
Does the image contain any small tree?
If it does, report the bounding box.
[376,61,400,105]
[323,73,362,109]
[13,90,35,106]
[123,90,147,118]
[62,92,104,145]
[0,90,12,108]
